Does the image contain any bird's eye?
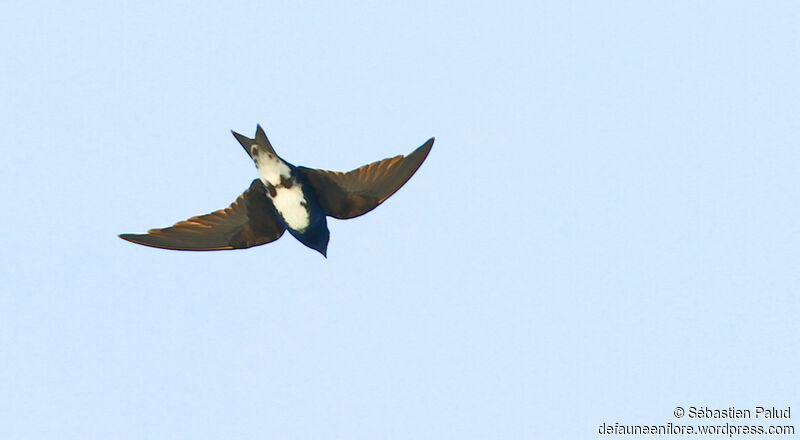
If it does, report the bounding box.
[251,145,259,155]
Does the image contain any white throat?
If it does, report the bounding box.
[252,145,311,231]
[254,148,292,186]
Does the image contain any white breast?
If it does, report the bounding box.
[254,149,292,186]
[254,149,311,231]
[272,185,311,230]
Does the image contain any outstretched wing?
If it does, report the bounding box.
[119,179,284,251]
[297,138,433,219]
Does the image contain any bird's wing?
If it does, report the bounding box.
[297,138,433,219]
[119,179,285,251]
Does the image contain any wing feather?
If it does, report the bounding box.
[119,179,284,251]
[298,138,433,219]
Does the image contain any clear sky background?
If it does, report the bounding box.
[2,1,798,439]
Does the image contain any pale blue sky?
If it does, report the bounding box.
[1,1,798,438]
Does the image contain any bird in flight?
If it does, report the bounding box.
[119,125,434,257]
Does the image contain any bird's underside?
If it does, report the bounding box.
[119,126,433,254]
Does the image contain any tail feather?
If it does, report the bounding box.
[231,124,277,157]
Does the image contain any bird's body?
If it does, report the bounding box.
[254,149,312,232]
[119,125,433,256]
[248,138,330,255]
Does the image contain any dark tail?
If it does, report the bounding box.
[231,124,277,157]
